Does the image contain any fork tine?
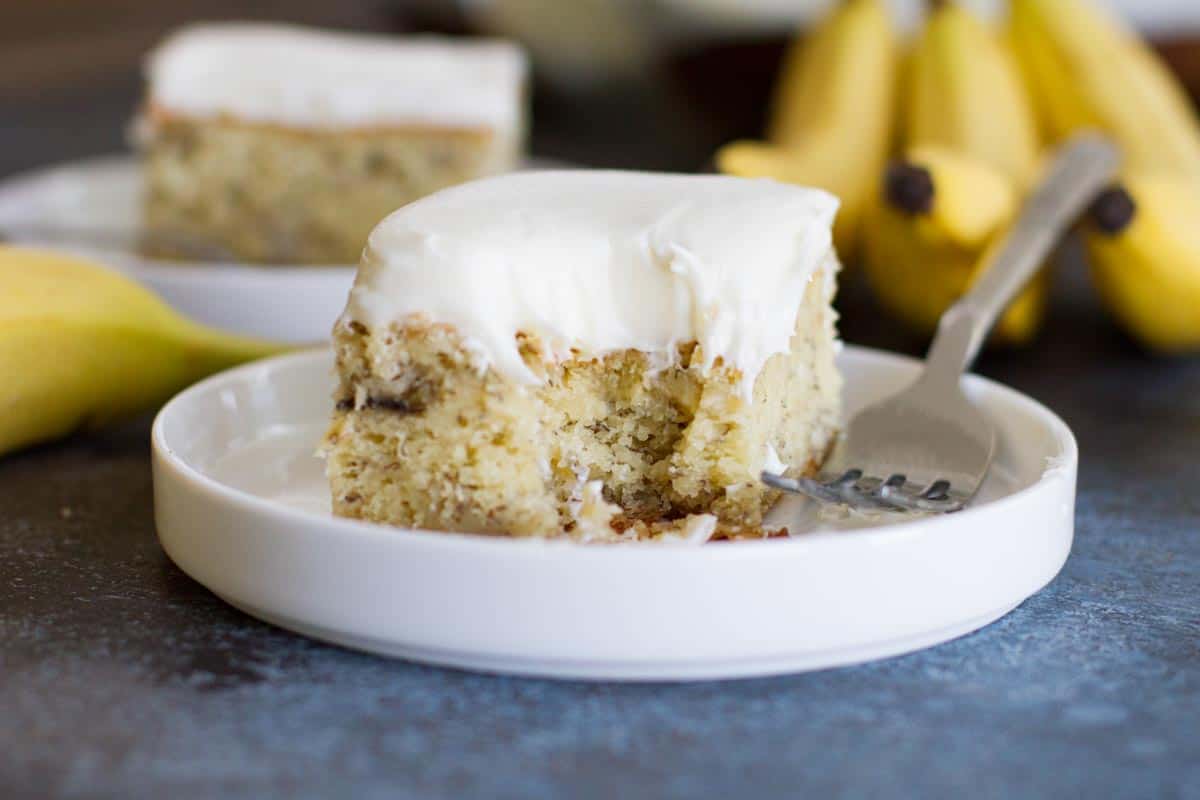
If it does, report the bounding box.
[831,469,863,487]
[857,478,917,511]
[761,472,845,505]
[911,493,967,513]
[921,480,952,501]
[883,480,966,513]
[874,474,910,509]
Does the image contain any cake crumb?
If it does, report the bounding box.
[568,481,623,543]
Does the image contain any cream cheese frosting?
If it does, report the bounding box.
[145,24,526,130]
[344,170,838,391]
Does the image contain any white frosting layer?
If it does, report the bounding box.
[146,24,526,130]
[344,170,838,390]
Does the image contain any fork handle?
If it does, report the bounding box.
[920,135,1120,386]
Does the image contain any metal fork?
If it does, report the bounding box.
[763,135,1120,514]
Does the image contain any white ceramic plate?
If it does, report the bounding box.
[0,156,557,343]
[152,346,1075,681]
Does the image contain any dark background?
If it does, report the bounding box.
[1,0,725,175]
[7,0,1200,180]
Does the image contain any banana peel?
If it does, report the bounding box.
[1011,0,1200,181]
[716,0,897,264]
[717,135,869,264]
[862,147,1047,345]
[0,246,288,457]
[767,0,896,149]
[907,0,1041,187]
[1083,175,1200,352]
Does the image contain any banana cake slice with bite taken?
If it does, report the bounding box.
[323,170,842,541]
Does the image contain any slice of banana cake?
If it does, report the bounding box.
[138,23,527,264]
[324,171,843,540]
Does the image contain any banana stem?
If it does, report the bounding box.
[174,320,294,383]
[885,162,935,214]
[1090,185,1138,235]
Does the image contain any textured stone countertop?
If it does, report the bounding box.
[3,272,1198,799]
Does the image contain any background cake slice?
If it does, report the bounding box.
[138,23,527,264]
[324,171,842,540]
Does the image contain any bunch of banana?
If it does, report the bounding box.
[1011,0,1200,352]
[861,0,1047,344]
[0,247,286,457]
[715,0,897,262]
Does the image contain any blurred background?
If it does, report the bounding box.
[5,0,1200,357]
[5,0,1200,177]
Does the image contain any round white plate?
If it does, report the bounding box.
[0,156,557,343]
[152,346,1076,681]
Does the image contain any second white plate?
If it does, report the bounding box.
[152,346,1077,681]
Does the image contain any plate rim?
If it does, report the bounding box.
[151,344,1078,558]
[214,593,1025,681]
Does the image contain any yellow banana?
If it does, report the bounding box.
[767,0,896,147]
[1011,0,1200,181]
[862,1,1046,344]
[0,247,287,457]
[906,0,1040,186]
[1083,176,1200,352]
[718,135,866,261]
[862,146,1045,344]
[1010,0,1200,350]
[716,0,897,262]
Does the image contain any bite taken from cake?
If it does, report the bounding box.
[324,171,842,541]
